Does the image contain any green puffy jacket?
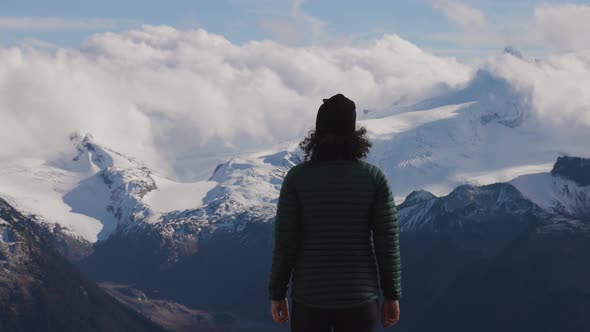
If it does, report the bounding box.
[268,159,402,309]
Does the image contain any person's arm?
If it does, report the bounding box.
[268,166,300,301]
[370,168,402,301]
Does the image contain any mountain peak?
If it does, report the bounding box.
[387,68,532,128]
[69,131,95,145]
[551,155,590,186]
[67,131,142,172]
[399,189,436,208]
[503,46,524,59]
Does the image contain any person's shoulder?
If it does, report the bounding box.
[355,159,384,178]
[285,162,305,179]
[290,163,303,172]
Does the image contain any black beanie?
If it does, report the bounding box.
[315,93,356,135]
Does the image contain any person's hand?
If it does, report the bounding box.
[381,299,400,328]
[271,298,289,324]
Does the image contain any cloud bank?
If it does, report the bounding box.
[485,50,590,129]
[0,25,471,180]
[0,21,589,181]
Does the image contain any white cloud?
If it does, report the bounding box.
[532,4,590,51]
[2,24,588,183]
[485,50,590,129]
[0,17,117,31]
[431,0,487,28]
[0,25,471,180]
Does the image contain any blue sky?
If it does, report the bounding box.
[1,0,589,60]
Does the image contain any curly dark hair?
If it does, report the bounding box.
[298,126,372,163]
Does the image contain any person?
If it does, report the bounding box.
[267,93,402,331]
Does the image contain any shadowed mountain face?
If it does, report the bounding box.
[0,197,165,332]
[397,183,590,332]
[79,220,281,330]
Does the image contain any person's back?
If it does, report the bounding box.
[288,158,400,308]
[268,93,401,331]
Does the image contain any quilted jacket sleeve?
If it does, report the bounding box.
[370,168,402,300]
[268,166,301,301]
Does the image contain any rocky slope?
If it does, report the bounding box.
[100,283,227,332]
[0,197,165,332]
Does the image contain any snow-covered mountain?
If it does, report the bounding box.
[0,132,152,243]
[0,66,588,255]
[398,155,590,235]
[511,156,590,221]
[0,132,301,246]
[359,67,587,200]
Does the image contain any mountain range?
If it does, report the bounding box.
[0,61,588,331]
